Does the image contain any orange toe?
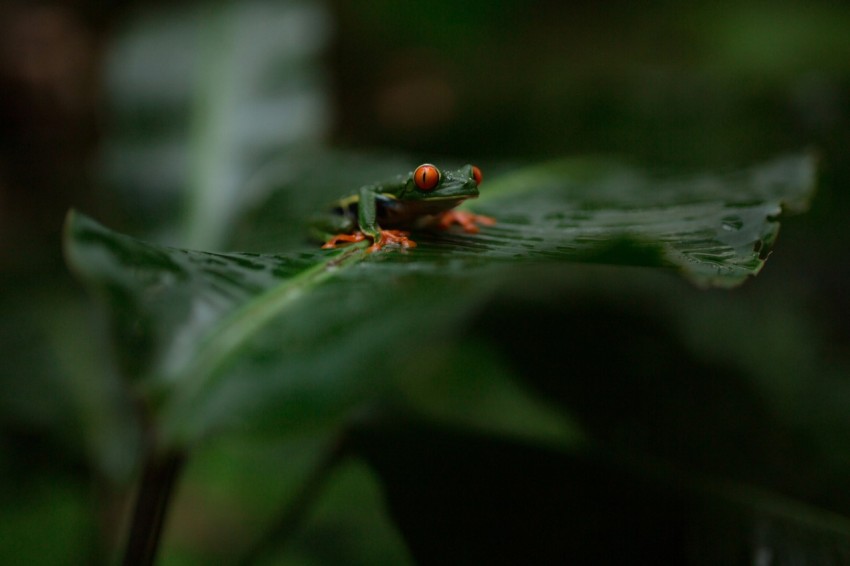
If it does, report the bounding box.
[368,229,417,252]
[322,231,367,249]
[437,210,496,233]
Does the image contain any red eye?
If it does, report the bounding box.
[472,165,483,185]
[414,164,440,190]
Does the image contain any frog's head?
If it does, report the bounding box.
[399,163,482,201]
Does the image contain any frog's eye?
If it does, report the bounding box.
[472,165,483,186]
[414,164,441,191]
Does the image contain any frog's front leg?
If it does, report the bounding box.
[357,184,416,252]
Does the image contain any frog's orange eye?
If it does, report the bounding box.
[472,165,483,186]
[414,164,440,191]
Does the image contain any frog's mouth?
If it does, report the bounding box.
[428,186,480,200]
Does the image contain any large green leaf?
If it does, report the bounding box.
[65,152,814,451]
[65,210,495,448]
[236,152,815,287]
[436,153,815,287]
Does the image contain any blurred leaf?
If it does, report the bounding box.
[0,283,140,481]
[457,266,850,533]
[100,0,331,246]
[698,3,850,77]
[0,463,96,565]
[275,459,414,565]
[389,336,582,446]
[350,419,850,565]
[0,295,81,441]
[469,288,817,499]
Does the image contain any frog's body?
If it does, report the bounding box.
[313,163,494,252]
[328,193,470,232]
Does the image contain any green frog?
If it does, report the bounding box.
[313,163,495,252]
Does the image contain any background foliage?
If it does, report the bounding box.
[1,0,850,563]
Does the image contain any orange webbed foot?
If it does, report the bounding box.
[322,230,417,252]
[321,231,367,249]
[367,229,417,253]
[436,210,496,234]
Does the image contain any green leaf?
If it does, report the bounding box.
[64,210,491,448]
[451,152,816,287]
[236,152,815,288]
[64,153,814,448]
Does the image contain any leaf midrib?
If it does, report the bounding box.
[159,244,367,445]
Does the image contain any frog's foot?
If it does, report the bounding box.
[321,231,367,249]
[368,229,417,253]
[436,210,496,234]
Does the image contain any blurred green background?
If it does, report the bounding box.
[1,0,849,563]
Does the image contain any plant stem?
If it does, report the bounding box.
[122,450,186,566]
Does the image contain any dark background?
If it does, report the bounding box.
[1,0,849,563]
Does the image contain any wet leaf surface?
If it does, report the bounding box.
[64,153,815,448]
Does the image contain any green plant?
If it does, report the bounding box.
[6,1,850,563]
[64,149,830,563]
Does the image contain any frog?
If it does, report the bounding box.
[312,163,495,252]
